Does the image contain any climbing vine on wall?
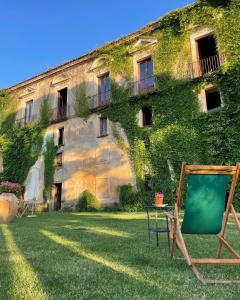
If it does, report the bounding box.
[1,1,240,208]
[0,92,50,185]
[99,1,240,206]
[43,135,57,202]
[74,83,91,119]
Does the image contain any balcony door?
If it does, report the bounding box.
[25,100,33,124]
[98,73,111,106]
[196,35,219,74]
[58,88,68,120]
[54,183,62,211]
[138,58,154,93]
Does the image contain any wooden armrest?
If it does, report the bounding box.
[164,212,176,220]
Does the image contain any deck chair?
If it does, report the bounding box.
[166,162,240,284]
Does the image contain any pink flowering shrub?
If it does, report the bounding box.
[0,182,23,195]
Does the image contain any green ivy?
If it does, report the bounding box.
[98,3,240,207]
[1,2,240,209]
[0,95,50,185]
[43,136,57,202]
[40,96,52,128]
[74,83,91,119]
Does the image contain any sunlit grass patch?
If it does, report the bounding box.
[0,212,240,299]
[1,225,48,300]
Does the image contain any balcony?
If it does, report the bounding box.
[88,90,111,111]
[182,53,227,80]
[16,114,38,127]
[50,105,72,124]
[131,76,157,96]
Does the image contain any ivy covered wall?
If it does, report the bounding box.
[0,93,52,187]
[96,1,240,205]
[0,0,240,207]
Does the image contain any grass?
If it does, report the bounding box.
[0,212,240,300]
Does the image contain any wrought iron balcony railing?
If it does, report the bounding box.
[50,105,70,123]
[88,91,111,110]
[16,54,228,127]
[130,76,157,96]
[16,114,39,127]
[16,105,74,127]
[182,53,227,79]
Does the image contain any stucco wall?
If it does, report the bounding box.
[50,116,135,206]
[23,115,135,208]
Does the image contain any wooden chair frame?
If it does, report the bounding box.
[166,162,240,284]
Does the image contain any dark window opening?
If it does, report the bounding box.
[99,117,108,137]
[197,35,219,74]
[56,152,63,167]
[205,88,222,111]
[54,183,62,211]
[58,127,64,146]
[25,100,33,123]
[98,73,111,105]
[142,107,152,127]
[58,88,68,120]
[138,58,154,93]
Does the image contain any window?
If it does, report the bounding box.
[58,127,64,146]
[58,88,68,120]
[56,152,63,167]
[25,100,33,123]
[98,73,111,105]
[141,107,152,127]
[138,58,154,92]
[205,88,222,111]
[196,34,219,74]
[99,117,108,137]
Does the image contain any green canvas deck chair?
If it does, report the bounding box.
[166,162,240,284]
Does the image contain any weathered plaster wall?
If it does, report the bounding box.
[23,114,135,207]
[50,115,135,207]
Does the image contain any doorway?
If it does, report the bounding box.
[54,183,62,211]
[57,88,68,120]
[196,34,219,74]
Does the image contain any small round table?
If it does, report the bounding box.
[145,204,172,251]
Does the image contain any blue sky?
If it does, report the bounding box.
[0,0,195,88]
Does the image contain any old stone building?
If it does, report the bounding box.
[2,1,240,209]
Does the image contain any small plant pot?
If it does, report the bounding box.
[154,192,164,205]
[155,197,164,205]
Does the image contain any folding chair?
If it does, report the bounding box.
[166,162,240,284]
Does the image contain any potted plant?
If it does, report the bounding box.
[0,182,24,197]
[0,182,24,223]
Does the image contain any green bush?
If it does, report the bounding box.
[119,185,142,211]
[76,190,100,212]
[102,203,121,212]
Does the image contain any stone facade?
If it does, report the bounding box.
[6,3,230,209]
[12,59,136,208]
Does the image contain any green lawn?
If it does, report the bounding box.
[0,212,240,300]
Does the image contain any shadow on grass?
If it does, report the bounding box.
[5,214,176,299]
[0,225,13,300]
[4,212,240,299]
[0,224,48,300]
